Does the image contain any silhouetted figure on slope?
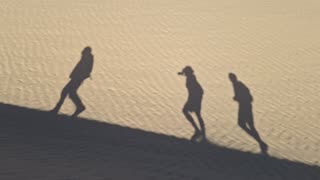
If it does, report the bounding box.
[179,66,206,142]
[51,46,94,117]
[229,73,268,155]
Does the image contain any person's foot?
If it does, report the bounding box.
[260,141,269,155]
[71,105,86,117]
[191,131,202,142]
[201,132,206,140]
[49,107,59,114]
[197,133,208,143]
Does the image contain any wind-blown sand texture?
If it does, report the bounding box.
[0,0,319,179]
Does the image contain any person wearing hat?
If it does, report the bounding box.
[51,46,94,117]
[178,66,206,141]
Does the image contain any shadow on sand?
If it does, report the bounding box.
[229,73,268,155]
[0,103,319,180]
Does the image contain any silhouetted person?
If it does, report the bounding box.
[229,73,268,155]
[51,46,94,117]
[178,66,206,141]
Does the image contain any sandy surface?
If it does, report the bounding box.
[0,0,319,178]
[0,104,319,180]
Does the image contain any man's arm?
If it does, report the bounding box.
[88,55,94,79]
[231,83,238,101]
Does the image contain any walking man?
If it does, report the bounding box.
[51,46,94,117]
[229,73,268,154]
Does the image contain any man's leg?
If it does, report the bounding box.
[247,119,261,141]
[195,111,206,138]
[238,104,254,136]
[238,114,251,133]
[51,82,71,113]
[183,107,200,135]
[247,121,268,154]
[69,90,86,117]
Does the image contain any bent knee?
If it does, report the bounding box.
[182,108,189,114]
[61,87,69,95]
[238,121,246,128]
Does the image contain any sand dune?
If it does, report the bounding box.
[1,103,319,180]
[0,0,319,177]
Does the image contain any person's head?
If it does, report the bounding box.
[82,46,92,55]
[228,73,237,83]
[182,66,194,76]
